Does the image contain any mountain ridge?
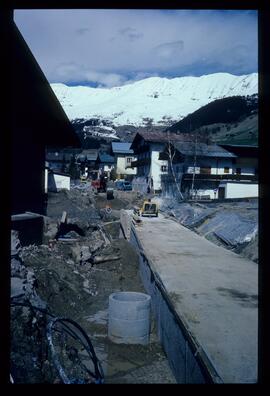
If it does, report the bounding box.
[51,72,258,127]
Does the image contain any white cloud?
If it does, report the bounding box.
[14,9,258,86]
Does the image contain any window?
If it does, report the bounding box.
[224,167,229,174]
[161,165,167,172]
[126,157,132,163]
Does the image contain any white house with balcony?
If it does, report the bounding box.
[130,131,186,193]
[111,142,137,179]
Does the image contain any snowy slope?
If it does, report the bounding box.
[51,72,258,127]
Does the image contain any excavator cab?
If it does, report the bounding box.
[140,199,158,217]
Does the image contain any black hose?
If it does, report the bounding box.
[46,317,104,384]
[11,299,104,384]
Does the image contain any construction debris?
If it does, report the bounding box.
[11,186,175,383]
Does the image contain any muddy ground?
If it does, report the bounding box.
[11,187,176,384]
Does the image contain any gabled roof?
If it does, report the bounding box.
[130,131,186,151]
[98,153,115,163]
[172,142,237,158]
[112,142,134,154]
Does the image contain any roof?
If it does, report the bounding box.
[219,145,258,158]
[12,22,80,148]
[46,152,64,161]
[130,131,187,151]
[172,142,237,158]
[98,153,115,163]
[111,142,134,154]
[76,150,98,161]
[46,152,75,162]
[135,131,185,143]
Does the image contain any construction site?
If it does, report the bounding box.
[9,13,260,384]
[11,184,258,384]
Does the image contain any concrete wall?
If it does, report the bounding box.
[130,228,220,383]
[220,182,258,199]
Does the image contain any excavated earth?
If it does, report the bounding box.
[11,187,176,384]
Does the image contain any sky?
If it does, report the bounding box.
[14,9,258,88]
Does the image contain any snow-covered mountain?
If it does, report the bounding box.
[51,72,258,127]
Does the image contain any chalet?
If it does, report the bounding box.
[130,131,185,193]
[11,20,80,216]
[160,142,258,199]
[111,142,137,179]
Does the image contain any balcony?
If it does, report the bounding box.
[183,173,258,182]
[130,158,151,168]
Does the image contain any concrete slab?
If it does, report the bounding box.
[132,213,258,383]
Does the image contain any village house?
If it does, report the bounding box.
[160,141,258,199]
[130,131,185,193]
[111,142,137,180]
[76,149,99,178]
[96,152,115,178]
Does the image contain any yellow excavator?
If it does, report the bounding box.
[134,199,159,217]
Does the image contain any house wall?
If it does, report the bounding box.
[55,174,70,190]
[220,182,258,199]
[116,155,137,176]
[151,150,168,191]
[103,164,114,172]
[132,143,167,192]
[12,135,46,215]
